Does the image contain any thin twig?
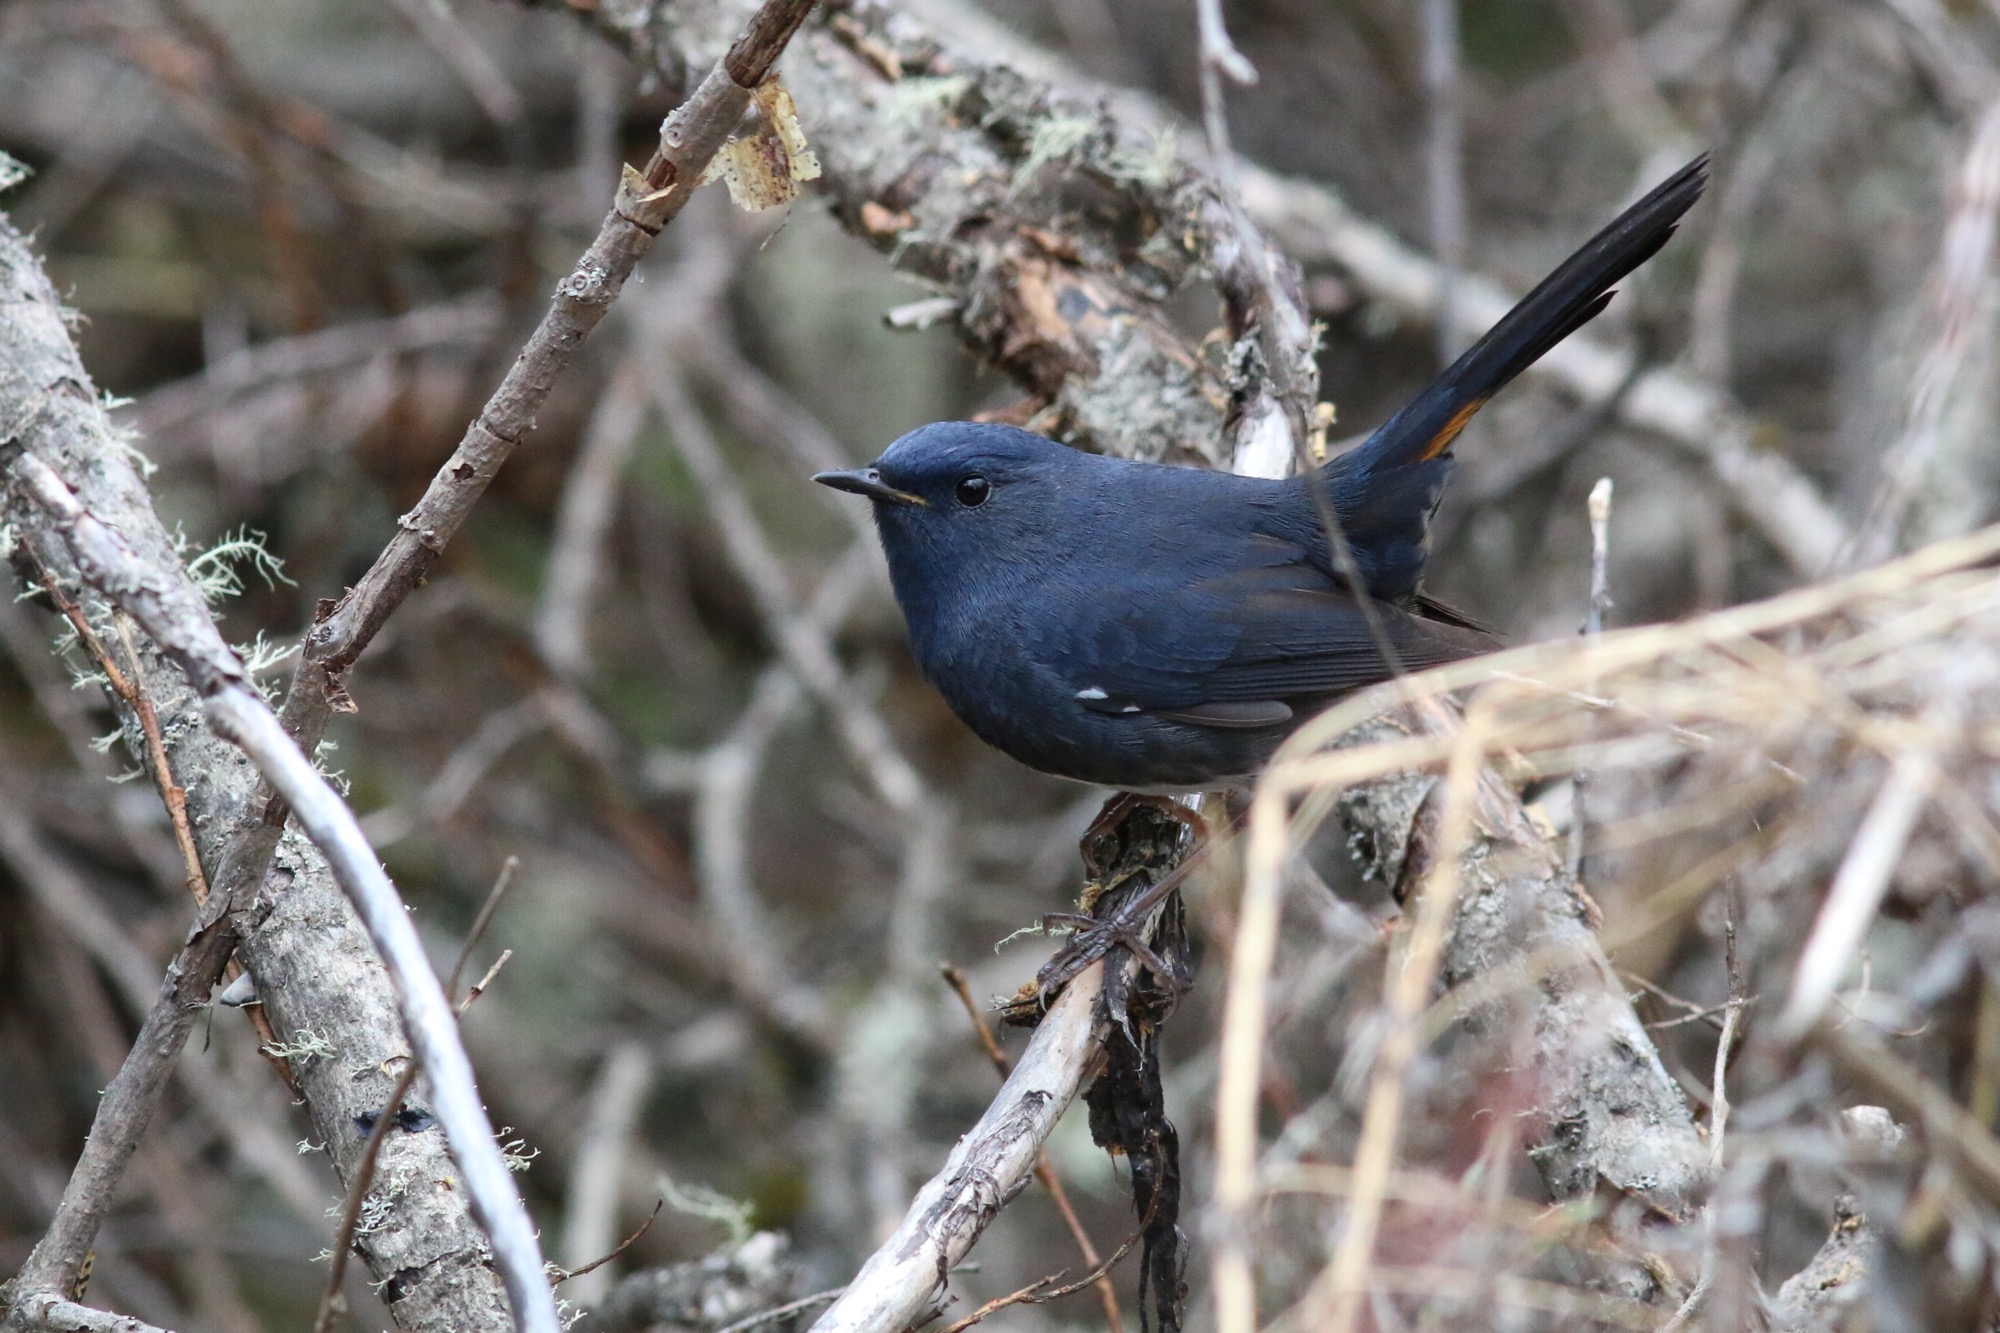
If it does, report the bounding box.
[554,1199,663,1284]
[459,951,512,1015]
[29,570,291,1078]
[933,1227,1142,1333]
[450,857,519,998]
[1659,892,1747,1333]
[940,965,1014,1077]
[111,620,211,904]
[1710,896,1744,1172]
[34,570,209,905]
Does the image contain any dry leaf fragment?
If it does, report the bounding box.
[697,76,822,212]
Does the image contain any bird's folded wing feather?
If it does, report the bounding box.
[1070,548,1496,720]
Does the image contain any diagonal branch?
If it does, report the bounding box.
[805,964,1112,1333]
[298,0,818,690]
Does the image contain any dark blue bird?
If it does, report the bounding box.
[816,157,1707,791]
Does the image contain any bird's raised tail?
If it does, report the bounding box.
[1323,153,1708,597]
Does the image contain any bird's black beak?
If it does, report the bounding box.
[812,467,927,506]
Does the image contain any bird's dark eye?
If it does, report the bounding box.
[955,475,990,507]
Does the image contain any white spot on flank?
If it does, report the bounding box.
[1120,705,1141,714]
[1076,687,1108,700]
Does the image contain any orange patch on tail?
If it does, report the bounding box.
[1419,395,1489,460]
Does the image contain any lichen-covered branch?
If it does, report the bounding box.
[1358,701,1706,1216]
[0,217,558,1333]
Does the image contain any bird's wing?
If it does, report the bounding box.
[1067,538,1496,723]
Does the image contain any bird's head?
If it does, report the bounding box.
[813,422,1076,587]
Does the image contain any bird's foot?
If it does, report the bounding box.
[1039,909,1180,990]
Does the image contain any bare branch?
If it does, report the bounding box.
[804,962,1110,1333]
[298,0,818,689]
[941,964,1124,1332]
